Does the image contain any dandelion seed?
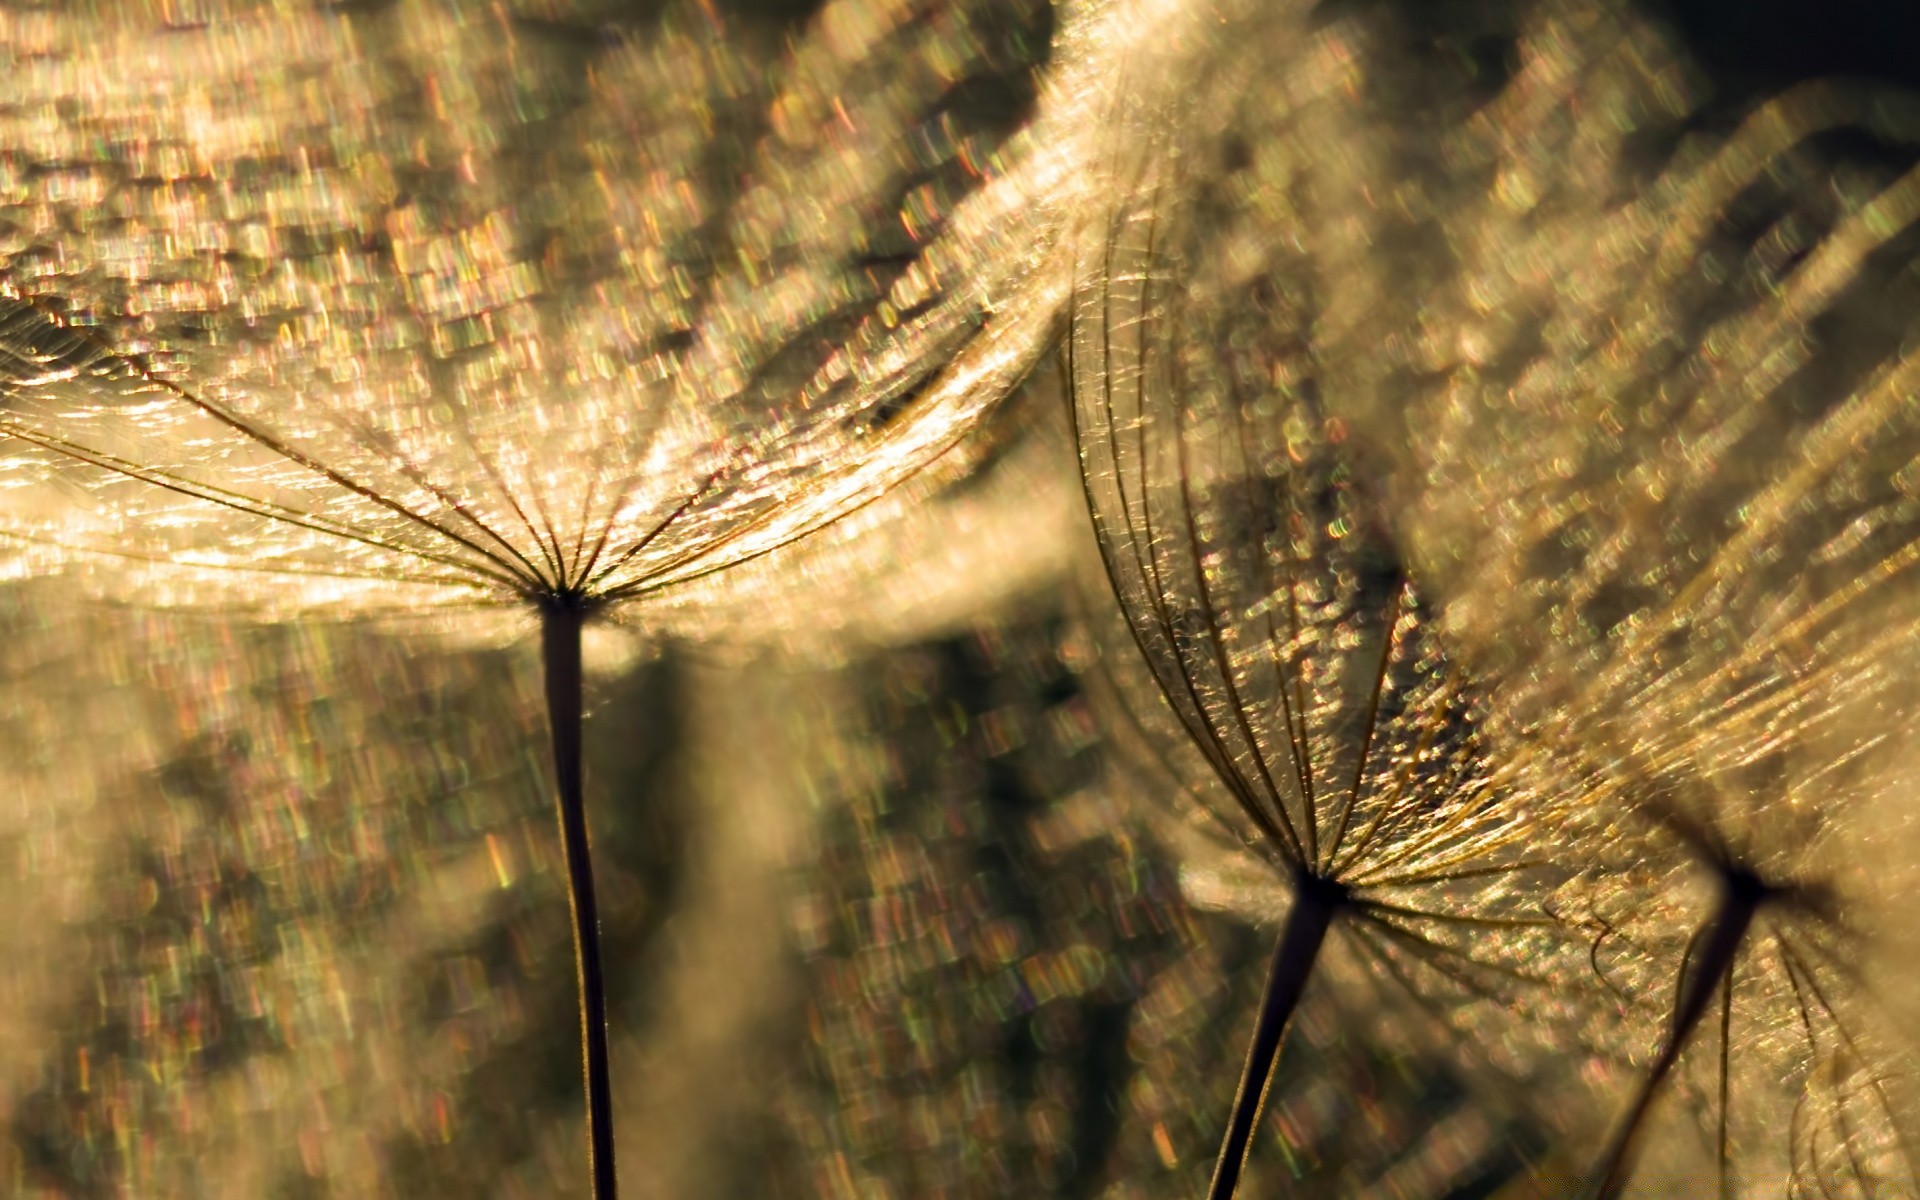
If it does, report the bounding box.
[0,0,1124,1192]
[1473,599,1920,1199]
[1237,1,1920,1193]
[1048,0,1920,1185]
[1063,34,1588,1191]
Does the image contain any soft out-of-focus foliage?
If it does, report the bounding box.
[1078,0,1920,1192]
[772,616,1190,1196]
[0,584,177,1147]
[0,0,1090,626]
[1,598,564,1196]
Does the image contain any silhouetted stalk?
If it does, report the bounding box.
[1207,873,1346,1200]
[540,595,617,1200]
[1590,866,1771,1200]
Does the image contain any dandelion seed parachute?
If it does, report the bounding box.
[0,1,1137,1195]
[1396,16,1920,1200]
[0,0,1088,626]
[1063,6,1598,1193]
[1197,0,1920,1192]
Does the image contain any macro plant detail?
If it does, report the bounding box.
[1458,526,1920,1200]
[1566,784,1920,1200]
[1061,0,1920,1193]
[0,0,1085,1194]
[1119,0,1920,1193]
[1064,93,1584,1196]
[7,0,1920,1196]
[0,0,1071,620]
[1372,7,1920,1195]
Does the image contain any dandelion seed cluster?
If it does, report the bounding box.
[1065,0,1920,1195]
[6,0,1920,1197]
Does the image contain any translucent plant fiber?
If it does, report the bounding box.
[1069,0,1920,1193]
[1063,18,1601,1189]
[0,0,1109,631]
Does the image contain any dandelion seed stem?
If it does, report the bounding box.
[1207,872,1345,1200]
[541,598,618,1200]
[1589,865,1768,1200]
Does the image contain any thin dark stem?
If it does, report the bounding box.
[1590,866,1769,1200]
[1719,954,1735,1199]
[541,599,618,1200]
[1207,873,1345,1200]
